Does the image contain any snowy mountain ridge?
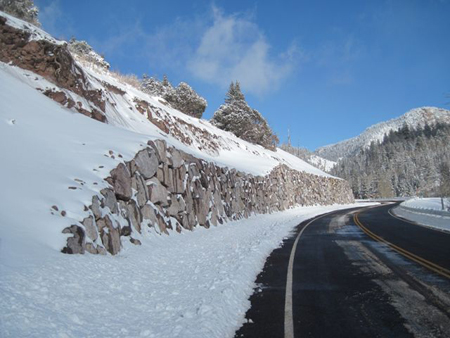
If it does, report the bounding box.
[315,106,450,161]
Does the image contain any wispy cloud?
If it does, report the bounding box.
[130,6,301,96]
[186,7,300,96]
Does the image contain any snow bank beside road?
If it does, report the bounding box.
[1,204,366,338]
[393,198,450,233]
[401,197,449,212]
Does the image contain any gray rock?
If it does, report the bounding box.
[101,189,118,214]
[85,243,98,254]
[130,238,142,245]
[127,200,141,233]
[210,206,218,226]
[121,225,132,236]
[134,148,158,179]
[134,173,149,208]
[188,163,200,179]
[153,139,167,163]
[99,216,121,255]
[147,178,169,206]
[62,225,85,254]
[97,245,107,255]
[91,195,102,220]
[141,204,159,227]
[111,163,132,201]
[172,166,186,194]
[169,148,184,168]
[157,214,169,235]
[167,194,186,216]
[82,216,98,242]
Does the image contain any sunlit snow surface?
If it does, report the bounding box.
[394,198,450,232]
[0,62,361,338]
[0,12,353,337]
[1,204,367,338]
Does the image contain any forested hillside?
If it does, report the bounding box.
[315,107,450,161]
[331,123,450,198]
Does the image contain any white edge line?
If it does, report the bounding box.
[284,213,329,338]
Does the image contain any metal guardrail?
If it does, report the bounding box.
[396,205,450,218]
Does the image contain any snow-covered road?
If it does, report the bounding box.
[1,204,367,338]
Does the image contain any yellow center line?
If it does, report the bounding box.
[353,211,450,280]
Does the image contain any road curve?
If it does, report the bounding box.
[235,204,450,338]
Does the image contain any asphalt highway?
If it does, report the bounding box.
[235,203,450,338]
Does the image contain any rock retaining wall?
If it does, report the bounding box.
[62,140,354,255]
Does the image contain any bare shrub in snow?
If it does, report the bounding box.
[0,0,40,26]
[68,38,110,70]
[211,81,279,151]
[110,71,141,89]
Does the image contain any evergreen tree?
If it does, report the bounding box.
[211,81,278,150]
[0,0,40,26]
[331,123,450,198]
[141,75,207,118]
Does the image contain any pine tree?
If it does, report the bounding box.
[0,0,40,26]
[224,81,245,104]
[162,75,170,87]
[234,81,245,101]
[141,75,207,118]
[212,82,278,150]
[331,123,450,198]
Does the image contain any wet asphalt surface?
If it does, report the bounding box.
[235,204,450,338]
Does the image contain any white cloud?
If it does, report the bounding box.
[186,7,299,96]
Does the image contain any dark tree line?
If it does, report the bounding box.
[331,123,450,199]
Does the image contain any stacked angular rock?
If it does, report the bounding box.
[62,139,354,255]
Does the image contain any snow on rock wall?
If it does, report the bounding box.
[65,140,354,255]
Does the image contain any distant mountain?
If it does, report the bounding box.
[315,107,450,161]
[331,122,450,198]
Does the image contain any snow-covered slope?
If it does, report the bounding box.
[0,10,329,178]
[0,12,357,337]
[0,11,342,260]
[393,198,450,232]
[315,107,450,161]
[308,154,336,172]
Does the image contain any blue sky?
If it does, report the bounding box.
[35,0,450,150]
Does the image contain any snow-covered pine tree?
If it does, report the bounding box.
[0,0,40,26]
[211,81,278,150]
[141,76,207,118]
[164,82,207,119]
[331,123,450,198]
[141,74,173,97]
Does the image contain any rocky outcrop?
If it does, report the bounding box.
[62,139,354,255]
[0,15,106,122]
